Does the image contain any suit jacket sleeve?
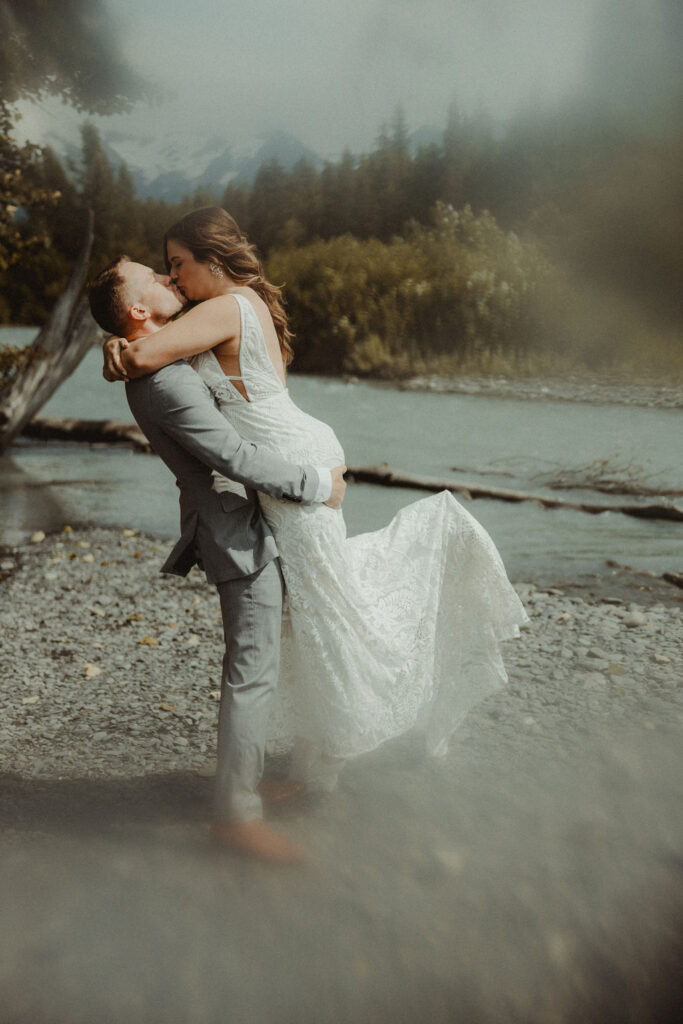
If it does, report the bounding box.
[136,362,320,503]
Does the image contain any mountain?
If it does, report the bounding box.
[407,125,443,153]
[42,127,325,201]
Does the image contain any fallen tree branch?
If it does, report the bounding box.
[346,463,683,523]
[18,423,683,524]
[23,416,151,452]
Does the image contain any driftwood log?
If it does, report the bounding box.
[0,209,103,454]
[346,464,683,523]
[18,421,683,526]
[23,416,151,452]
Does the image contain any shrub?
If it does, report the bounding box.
[268,203,567,377]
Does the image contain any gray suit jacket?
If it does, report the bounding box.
[125,360,320,584]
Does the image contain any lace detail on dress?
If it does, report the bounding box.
[190,294,529,764]
[261,490,528,760]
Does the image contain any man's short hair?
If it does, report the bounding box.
[88,256,131,336]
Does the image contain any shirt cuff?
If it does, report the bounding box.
[313,466,332,503]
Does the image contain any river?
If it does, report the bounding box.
[1,328,681,579]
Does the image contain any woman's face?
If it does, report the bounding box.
[166,239,219,301]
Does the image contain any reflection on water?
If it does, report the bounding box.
[1,337,681,577]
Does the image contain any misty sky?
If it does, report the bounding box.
[17,0,679,156]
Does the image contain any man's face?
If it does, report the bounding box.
[120,261,185,324]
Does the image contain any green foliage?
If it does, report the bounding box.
[72,123,145,267]
[0,1,146,282]
[0,100,55,270]
[268,203,566,378]
[0,117,227,324]
[227,105,681,377]
[0,1,146,112]
[0,341,45,389]
[1,67,679,381]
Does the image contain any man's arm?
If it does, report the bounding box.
[131,363,345,507]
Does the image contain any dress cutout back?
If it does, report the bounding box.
[189,293,285,405]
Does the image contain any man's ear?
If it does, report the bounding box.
[129,303,148,322]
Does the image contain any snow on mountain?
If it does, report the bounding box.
[41,124,324,201]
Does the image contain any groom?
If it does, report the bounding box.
[89,257,346,864]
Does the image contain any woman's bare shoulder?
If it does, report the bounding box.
[230,285,266,307]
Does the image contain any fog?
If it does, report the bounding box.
[15,0,681,155]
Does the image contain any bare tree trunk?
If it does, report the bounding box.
[0,209,102,453]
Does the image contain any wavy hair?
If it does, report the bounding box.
[163,207,294,367]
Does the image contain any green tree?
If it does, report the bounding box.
[288,157,322,239]
[221,180,251,235]
[0,142,81,321]
[248,158,292,253]
[318,150,357,238]
[0,1,145,112]
[0,0,145,272]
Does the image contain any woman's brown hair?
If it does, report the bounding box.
[163,207,294,366]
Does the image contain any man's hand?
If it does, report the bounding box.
[102,336,130,382]
[324,465,347,508]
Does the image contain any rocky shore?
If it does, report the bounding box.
[395,373,683,409]
[1,525,681,781]
[1,526,682,1023]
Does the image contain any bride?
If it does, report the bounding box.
[114,206,528,787]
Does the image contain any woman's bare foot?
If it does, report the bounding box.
[211,820,307,865]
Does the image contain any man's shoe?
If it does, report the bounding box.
[258,778,304,805]
[211,820,307,865]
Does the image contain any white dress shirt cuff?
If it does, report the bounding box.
[314,466,332,503]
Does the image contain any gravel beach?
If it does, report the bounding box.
[396,374,683,409]
[1,526,682,1023]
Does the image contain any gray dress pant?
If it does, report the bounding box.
[214,559,285,822]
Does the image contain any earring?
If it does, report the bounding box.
[209,262,224,279]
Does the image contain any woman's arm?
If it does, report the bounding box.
[122,294,241,377]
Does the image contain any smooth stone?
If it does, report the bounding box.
[579,672,607,691]
[579,658,609,672]
[587,648,612,660]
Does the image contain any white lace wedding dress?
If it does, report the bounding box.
[190,294,528,774]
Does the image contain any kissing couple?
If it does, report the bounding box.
[89,206,527,865]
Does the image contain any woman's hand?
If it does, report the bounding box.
[102,337,130,382]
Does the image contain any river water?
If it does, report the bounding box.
[1,328,681,579]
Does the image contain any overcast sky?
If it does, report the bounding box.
[17,0,679,157]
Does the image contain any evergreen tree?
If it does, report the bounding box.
[248,158,292,253]
[0,0,145,274]
[221,180,251,235]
